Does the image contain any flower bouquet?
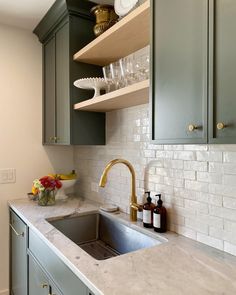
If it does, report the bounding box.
[32,176,62,206]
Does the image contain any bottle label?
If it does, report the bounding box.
[143,210,151,224]
[153,213,161,228]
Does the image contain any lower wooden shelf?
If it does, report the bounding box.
[73,79,149,112]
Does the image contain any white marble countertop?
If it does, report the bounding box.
[9,197,236,295]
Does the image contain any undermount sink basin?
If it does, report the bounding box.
[48,212,164,260]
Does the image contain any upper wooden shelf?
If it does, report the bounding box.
[73,0,150,66]
[74,79,149,112]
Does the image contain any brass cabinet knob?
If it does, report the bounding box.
[41,283,48,288]
[217,122,226,130]
[188,124,198,132]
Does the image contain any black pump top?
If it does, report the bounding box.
[145,191,152,203]
[155,194,163,207]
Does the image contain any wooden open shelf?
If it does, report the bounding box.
[74,80,149,112]
[73,0,150,66]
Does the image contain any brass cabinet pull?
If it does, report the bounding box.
[217,122,226,130]
[49,136,60,142]
[188,124,198,132]
[10,224,24,237]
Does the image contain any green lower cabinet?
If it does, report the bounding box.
[29,229,87,295]
[51,284,63,295]
[10,209,96,295]
[10,210,27,295]
[28,253,63,295]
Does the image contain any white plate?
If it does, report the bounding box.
[73,77,107,98]
[114,0,138,17]
[100,203,119,212]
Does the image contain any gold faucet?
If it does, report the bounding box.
[99,159,141,222]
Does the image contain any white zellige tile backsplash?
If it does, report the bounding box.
[74,104,236,256]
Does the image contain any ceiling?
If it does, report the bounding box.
[0,0,114,31]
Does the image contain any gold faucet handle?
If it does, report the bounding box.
[130,202,142,211]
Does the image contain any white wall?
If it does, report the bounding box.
[0,24,74,294]
[74,104,236,257]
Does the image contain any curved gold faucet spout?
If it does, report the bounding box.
[99,159,139,221]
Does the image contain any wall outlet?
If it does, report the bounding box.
[0,168,16,184]
[91,182,99,192]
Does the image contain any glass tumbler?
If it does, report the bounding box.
[120,54,137,86]
[102,64,114,92]
[110,61,125,90]
[134,46,150,81]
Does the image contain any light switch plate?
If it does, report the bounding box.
[0,168,16,184]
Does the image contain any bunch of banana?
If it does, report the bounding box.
[48,170,77,180]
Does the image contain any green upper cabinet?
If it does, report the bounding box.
[209,0,236,143]
[151,0,208,144]
[34,0,105,145]
[151,0,236,145]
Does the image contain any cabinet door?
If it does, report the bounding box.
[209,0,236,143]
[28,254,50,295]
[29,229,87,295]
[10,211,27,295]
[55,22,70,145]
[151,0,208,144]
[44,36,56,144]
[51,283,63,295]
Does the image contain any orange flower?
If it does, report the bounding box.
[31,186,39,195]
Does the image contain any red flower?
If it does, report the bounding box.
[55,179,62,189]
[39,176,62,190]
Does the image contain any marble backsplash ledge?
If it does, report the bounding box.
[74,104,236,256]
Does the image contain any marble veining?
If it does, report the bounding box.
[9,197,236,295]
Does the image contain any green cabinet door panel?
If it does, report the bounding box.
[51,285,63,295]
[209,0,236,143]
[55,22,70,144]
[151,0,208,144]
[10,210,27,295]
[44,36,56,144]
[28,254,50,295]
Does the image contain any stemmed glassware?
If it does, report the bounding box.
[102,45,150,93]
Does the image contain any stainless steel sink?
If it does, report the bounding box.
[48,212,163,260]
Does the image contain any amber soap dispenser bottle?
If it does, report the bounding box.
[153,194,167,233]
[143,191,155,228]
